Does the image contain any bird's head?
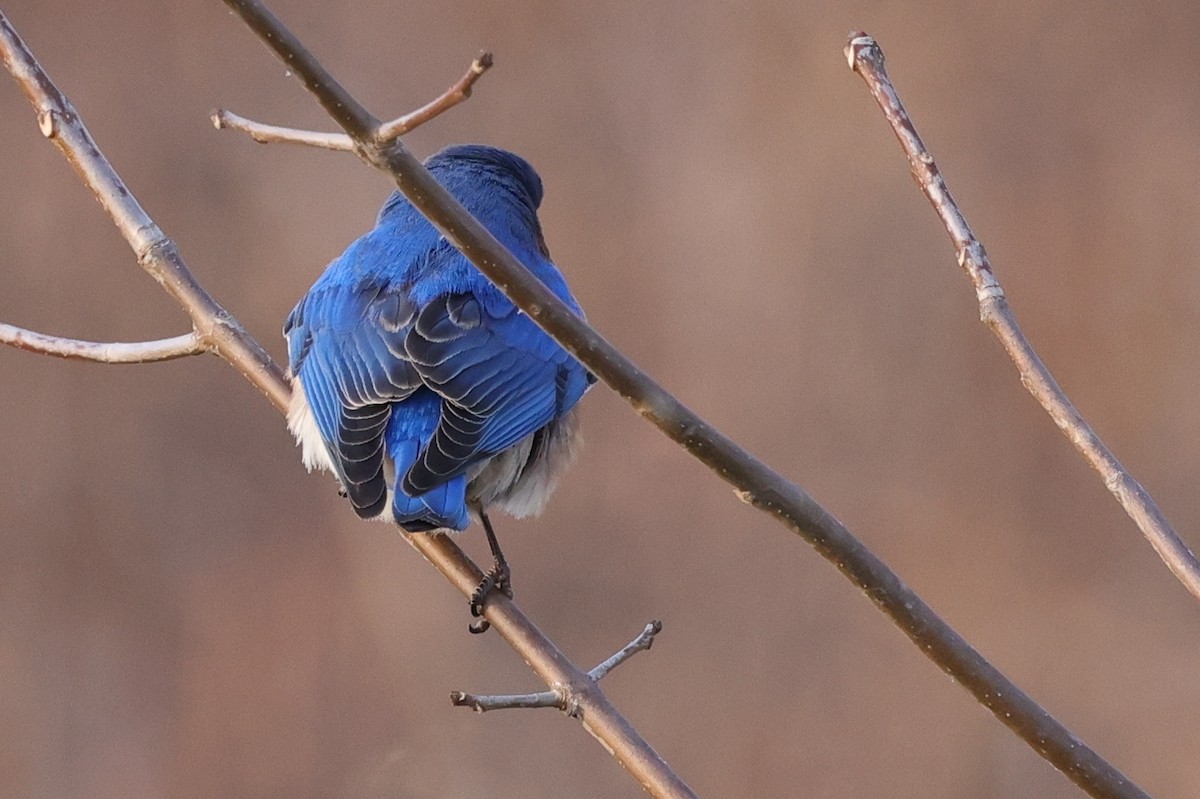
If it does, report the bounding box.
[424,144,545,210]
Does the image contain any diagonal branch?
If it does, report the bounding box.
[376,50,492,142]
[0,322,206,363]
[219,2,1153,797]
[844,32,1200,603]
[590,619,662,682]
[211,51,492,151]
[0,11,286,411]
[0,10,695,799]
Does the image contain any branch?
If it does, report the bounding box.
[211,51,491,150]
[375,51,492,142]
[0,11,287,411]
[450,620,663,714]
[213,45,491,152]
[844,32,1200,603]
[210,108,355,151]
[590,619,662,682]
[0,323,206,363]
[219,3,1153,798]
[0,11,695,799]
[0,3,1159,796]
[450,688,565,714]
[405,538,697,798]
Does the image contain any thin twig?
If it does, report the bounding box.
[0,11,287,411]
[450,620,663,714]
[0,323,206,363]
[210,51,492,151]
[590,620,662,682]
[210,108,354,150]
[375,51,492,142]
[0,11,696,799]
[844,31,1200,603]
[450,689,564,713]
[221,2,1153,797]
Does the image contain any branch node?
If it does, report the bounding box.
[450,621,662,717]
[36,107,56,138]
[134,228,173,265]
[975,281,1005,304]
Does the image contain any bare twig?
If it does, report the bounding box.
[210,108,354,151]
[450,620,663,714]
[0,323,206,363]
[375,51,492,142]
[0,11,696,799]
[219,2,1153,797]
[0,11,287,411]
[211,51,492,151]
[406,539,697,799]
[845,32,1200,603]
[451,688,564,713]
[590,620,662,682]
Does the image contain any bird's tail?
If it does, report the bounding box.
[385,392,470,532]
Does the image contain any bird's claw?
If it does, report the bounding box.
[467,560,513,634]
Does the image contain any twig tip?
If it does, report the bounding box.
[448,691,477,712]
[844,30,878,71]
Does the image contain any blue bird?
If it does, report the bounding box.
[284,144,593,631]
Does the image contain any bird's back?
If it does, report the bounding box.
[285,145,592,533]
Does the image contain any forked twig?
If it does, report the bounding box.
[0,323,206,363]
[451,621,663,714]
[215,2,1151,797]
[0,12,288,411]
[845,31,1200,603]
[211,51,493,151]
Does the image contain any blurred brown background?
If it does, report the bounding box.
[2,1,1199,797]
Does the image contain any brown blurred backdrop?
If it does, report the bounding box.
[2,1,1199,797]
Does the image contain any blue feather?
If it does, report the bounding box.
[285,145,591,532]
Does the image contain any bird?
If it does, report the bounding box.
[284,144,594,632]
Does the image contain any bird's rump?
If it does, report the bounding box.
[402,293,590,495]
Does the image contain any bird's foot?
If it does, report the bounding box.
[467,559,513,634]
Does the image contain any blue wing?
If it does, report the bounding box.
[288,274,589,532]
[401,293,592,496]
[285,281,422,518]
